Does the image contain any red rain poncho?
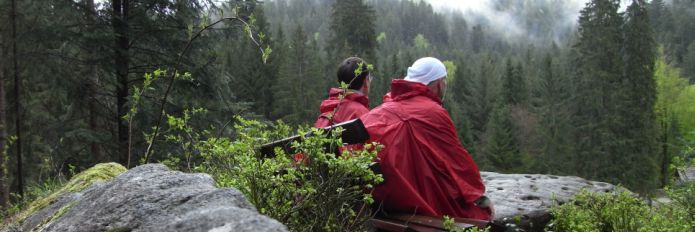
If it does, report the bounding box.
[360,80,491,220]
[314,88,370,128]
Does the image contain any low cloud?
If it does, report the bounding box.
[423,0,629,45]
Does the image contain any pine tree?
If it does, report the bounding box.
[327,0,377,61]
[272,25,326,125]
[226,6,276,119]
[683,41,695,82]
[9,0,23,197]
[621,0,659,191]
[531,54,573,174]
[571,0,624,184]
[482,104,522,173]
[368,53,396,107]
[470,25,485,54]
[111,0,130,165]
[502,59,527,106]
[0,21,8,210]
[447,60,476,152]
[647,0,672,41]
[666,0,695,66]
[479,58,527,172]
[464,55,496,147]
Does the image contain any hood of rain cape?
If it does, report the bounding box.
[314,88,369,128]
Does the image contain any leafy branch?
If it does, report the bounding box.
[143,16,270,164]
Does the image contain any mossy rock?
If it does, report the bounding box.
[5,164,287,232]
[11,163,127,226]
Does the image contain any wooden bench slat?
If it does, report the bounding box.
[372,213,490,231]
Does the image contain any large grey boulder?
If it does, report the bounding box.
[21,164,287,232]
[482,172,616,231]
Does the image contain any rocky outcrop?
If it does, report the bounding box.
[482,172,617,231]
[5,162,622,232]
[12,164,286,232]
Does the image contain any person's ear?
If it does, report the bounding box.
[435,79,443,91]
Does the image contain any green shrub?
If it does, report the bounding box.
[549,189,694,232]
[188,117,383,231]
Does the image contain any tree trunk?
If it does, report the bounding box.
[11,0,23,197]
[112,0,130,166]
[84,0,103,162]
[0,27,9,210]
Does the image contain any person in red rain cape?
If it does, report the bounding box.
[360,57,493,220]
[314,57,372,128]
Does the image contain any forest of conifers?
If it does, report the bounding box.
[0,0,694,210]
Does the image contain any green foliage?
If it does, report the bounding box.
[443,215,489,232]
[413,34,432,56]
[0,177,62,223]
[659,0,695,66]
[271,24,327,125]
[481,104,521,173]
[549,189,693,232]
[459,55,498,157]
[567,0,661,191]
[179,117,384,231]
[502,59,527,106]
[655,50,695,185]
[666,183,695,223]
[328,0,377,61]
[683,42,695,83]
[443,61,457,83]
[529,53,573,174]
[673,86,695,143]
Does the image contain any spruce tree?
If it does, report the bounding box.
[481,58,527,172]
[227,6,276,119]
[272,25,325,125]
[502,59,527,106]
[327,0,377,61]
[446,60,476,154]
[0,21,7,209]
[621,0,659,191]
[464,55,496,144]
[471,25,485,54]
[532,54,573,174]
[572,0,624,184]
[682,41,695,82]
[647,0,672,41]
[482,104,522,173]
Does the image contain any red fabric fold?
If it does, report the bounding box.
[360,80,490,220]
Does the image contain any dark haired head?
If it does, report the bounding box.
[337,57,370,90]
